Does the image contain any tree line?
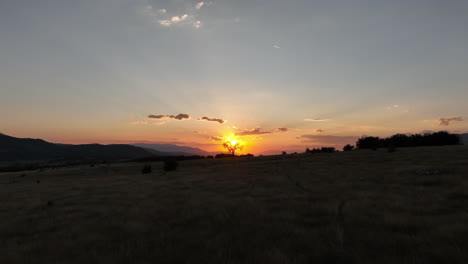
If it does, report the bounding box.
[355,131,460,150]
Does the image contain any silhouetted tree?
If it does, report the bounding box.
[356,131,459,149]
[223,142,242,155]
[343,144,355,151]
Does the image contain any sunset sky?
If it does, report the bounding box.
[1,0,467,154]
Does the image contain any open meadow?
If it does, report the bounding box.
[1,146,468,263]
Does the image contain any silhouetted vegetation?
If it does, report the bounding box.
[141,165,152,174]
[240,153,254,157]
[306,147,337,153]
[215,153,235,159]
[342,144,355,151]
[163,160,178,171]
[356,131,460,149]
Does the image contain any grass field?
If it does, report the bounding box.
[1,146,468,263]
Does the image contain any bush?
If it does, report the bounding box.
[163,160,178,171]
[141,165,152,174]
[306,147,336,153]
[343,144,355,151]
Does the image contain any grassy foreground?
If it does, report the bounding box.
[1,146,468,263]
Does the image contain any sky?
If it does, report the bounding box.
[1,0,467,154]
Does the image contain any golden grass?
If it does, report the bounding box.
[1,146,468,263]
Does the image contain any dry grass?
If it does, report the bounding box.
[1,146,468,263]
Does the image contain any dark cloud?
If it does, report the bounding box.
[148,113,190,120]
[439,117,463,126]
[316,129,324,133]
[209,136,223,141]
[297,135,358,146]
[277,128,288,132]
[199,116,226,124]
[236,128,271,136]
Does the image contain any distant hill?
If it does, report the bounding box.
[132,143,212,156]
[459,133,468,145]
[0,133,154,162]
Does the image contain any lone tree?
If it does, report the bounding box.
[223,140,243,156]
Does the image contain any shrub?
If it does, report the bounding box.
[163,160,178,171]
[141,165,152,174]
[343,144,355,151]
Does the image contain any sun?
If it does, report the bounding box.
[220,136,245,155]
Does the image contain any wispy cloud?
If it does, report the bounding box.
[148,113,190,120]
[209,136,223,141]
[304,118,331,122]
[195,1,204,10]
[273,44,281,49]
[277,128,288,132]
[198,116,226,124]
[439,117,463,126]
[142,1,206,29]
[158,20,171,27]
[316,129,324,133]
[236,128,271,136]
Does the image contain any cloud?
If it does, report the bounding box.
[277,128,288,132]
[209,136,223,142]
[273,45,281,49]
[148,113,190,120]
[236,128,271,136]
[195,1,204,9]
[171,15,188,22]
[158,20,171,27]
[199,116,226,124]
[439,117,463,126]
[143,2,205,29]
[316,129,324,133]
[131,120,149,125]
[304,118,331,122]
[297,135,358,146]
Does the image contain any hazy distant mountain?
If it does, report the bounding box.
[132,143,212,156]
[0,133,154,162]
[459,133,468,145]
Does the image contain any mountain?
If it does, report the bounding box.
[0,133,154,162]
[459,133,468,145]
[132,143,212,156]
